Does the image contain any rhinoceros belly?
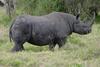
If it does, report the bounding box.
[27,34,53,46]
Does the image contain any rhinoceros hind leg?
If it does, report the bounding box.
[12,41,25,52]
[11,37,26,52]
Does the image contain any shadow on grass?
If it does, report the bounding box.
[24,43,49,52]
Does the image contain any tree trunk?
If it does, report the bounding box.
[5,0,16,18]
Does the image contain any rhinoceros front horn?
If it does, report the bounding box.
[89,12,96,26]
[84,12,96,27]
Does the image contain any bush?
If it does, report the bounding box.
[16,0,100,17]
[16,0,65,15]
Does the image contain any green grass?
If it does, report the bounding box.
[0,7,100,67]
[0,7,11,26]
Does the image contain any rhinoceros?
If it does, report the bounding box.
[9,12,95,52]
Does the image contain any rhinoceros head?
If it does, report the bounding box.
[73,12,95,35]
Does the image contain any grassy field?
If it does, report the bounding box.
[0,7,100,67]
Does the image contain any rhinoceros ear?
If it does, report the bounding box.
[76,15,79,20]
[76,7,80,20]
[76,14,80,20]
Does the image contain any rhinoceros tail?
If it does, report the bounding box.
[9,19,15,42]
[9,23,13,42]
[9,28,12,42]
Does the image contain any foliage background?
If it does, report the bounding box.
[15,0,100,17]
[0,0,100,67]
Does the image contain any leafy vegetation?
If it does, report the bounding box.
[15,0,100,18]
[16,0,65,15]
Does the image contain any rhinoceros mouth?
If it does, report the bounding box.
[78,30,91,35]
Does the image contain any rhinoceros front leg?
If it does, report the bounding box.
[12,41,25,52]
[58,37,66,49]
[49,44,56,51]
[11,36,26,52]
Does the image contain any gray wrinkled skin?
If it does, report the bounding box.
[9,12,95,52]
